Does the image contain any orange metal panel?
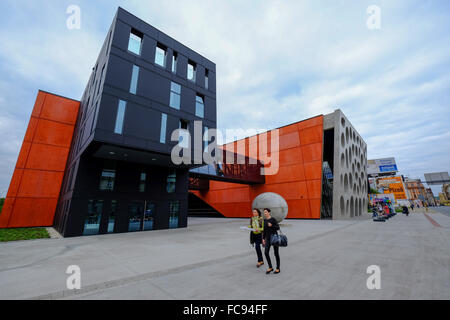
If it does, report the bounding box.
[279,131,300,150]
[17,170,64,198]
[15,142,32,169]
[25,144,69,171]
[33,119,75,148]
[304,161,322,180]
[0,91,80,229]
[300,125,323,145]
[40,94,80,125]
[5,169,24,198]
[306,179,322,199]
[31,91,46,117]
[301,143,322,163]
[23,117,39,142]
[8,198,58,228]
[194,115,324,220]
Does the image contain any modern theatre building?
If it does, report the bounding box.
[0,8,368,237]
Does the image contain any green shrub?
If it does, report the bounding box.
[0,228,50,242]
[0,198,4,213]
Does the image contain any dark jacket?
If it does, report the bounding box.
[263,217,279,241]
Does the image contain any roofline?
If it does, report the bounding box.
[38,90,80,103]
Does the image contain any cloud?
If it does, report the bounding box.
[0,0,449,196]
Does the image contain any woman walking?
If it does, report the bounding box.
[262,208,281,274]
[249,209,264,268]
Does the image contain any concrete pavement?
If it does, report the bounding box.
[0,212,449,300]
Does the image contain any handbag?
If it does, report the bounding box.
[270,228,288,247]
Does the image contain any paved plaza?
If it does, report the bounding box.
[0,208,449,300]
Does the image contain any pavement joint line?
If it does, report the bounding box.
[423,213,442,228]
[27,219,364,300]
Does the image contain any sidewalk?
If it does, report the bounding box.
[0,214,448,300]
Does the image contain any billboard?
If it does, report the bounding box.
[369,193,395,205]
[424,172,450,185]
[367,158,398,175]
[377,176,408,200]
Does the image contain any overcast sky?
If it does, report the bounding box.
[0,0,449,196]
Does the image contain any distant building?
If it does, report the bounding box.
[405,178,427,203]
[425,188,436,206]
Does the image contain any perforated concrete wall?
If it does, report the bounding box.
[324,110,368,219]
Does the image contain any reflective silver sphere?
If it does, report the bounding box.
[252,192,288,222]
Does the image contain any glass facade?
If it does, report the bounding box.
[172,52,178,73]
[169,201,180,229]
[205,69,209,89]
[170,82,181,110]
[130,65,140,94]
[83,200,103,236]
[128,30,142,55]
[114,100,126,134]
[160,113,167,143]
[187,62,196,81]
[139,172,146,192]
[143,202,155,231]
[155,46,166,67]
[167,171,176,193]
[195,95,204,118]
[128,201,144,232]
[107,200,117,233]
[99,169,116,191]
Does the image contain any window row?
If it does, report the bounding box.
[125,64,207,118]
[99,168,177,194]
[113,99,210,148]
[82,199,180,236]
[128,28,210,88]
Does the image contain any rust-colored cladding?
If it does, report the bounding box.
[0,91,80,228]
[191,115,324,219]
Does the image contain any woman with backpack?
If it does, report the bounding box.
[262,208,281,274]
[249,208,265,268]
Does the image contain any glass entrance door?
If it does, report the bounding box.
[128,201,155,232]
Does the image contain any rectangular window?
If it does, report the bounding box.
[187,61,196,82]
[143,202,155,231]
[107,200,117,233]
[167,171,176,193]
[128,29,143,55]
[160,113,167,143]
[169,201,180,229]
[172,52,178,73]
[155,44,167,67]
[83,200,103,236]
[99,169,116,191]
[179,120,189,148]
[128,201,144,232]
[114,100,126,134]
[130,65,140,94]
[139,172,146,192]
[205,69,209,89]
[195,95,204,118]
[169,82,181,110]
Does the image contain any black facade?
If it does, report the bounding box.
[54,7,216,237]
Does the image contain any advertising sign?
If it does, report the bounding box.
[367,158,398,175]
[369,193,395,205]
[377,176,407,200]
